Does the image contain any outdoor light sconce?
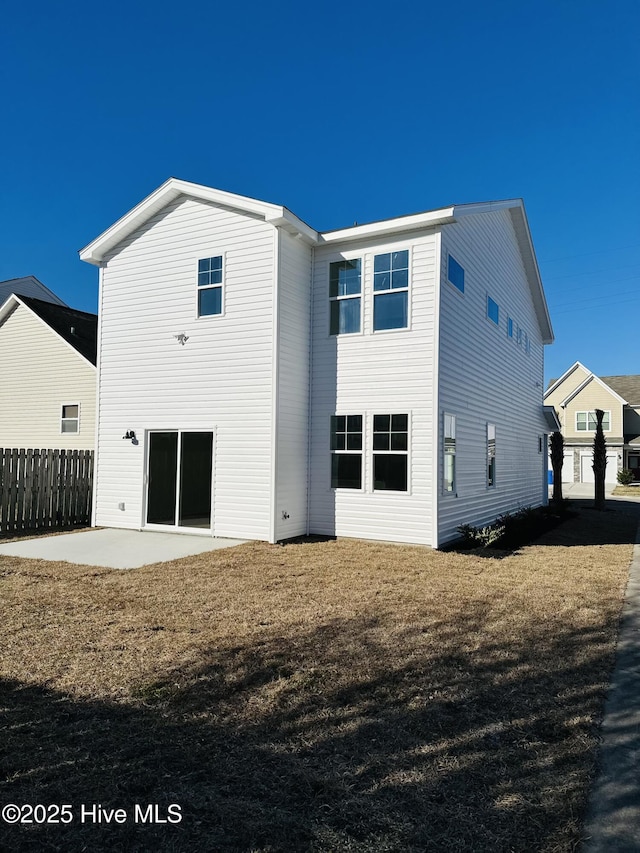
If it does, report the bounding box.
[123,430,137,443]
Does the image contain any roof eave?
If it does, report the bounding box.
[319,207,456,244]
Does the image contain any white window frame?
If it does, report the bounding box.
[443,413,456,494]
[372,250,410,334]
[330,414,364,490]
[372,413,410,493]
[575,410,611,432]
[60,403,80,435]
[329,258,362,336]
[487,423,496,488]
[197,254,225,319]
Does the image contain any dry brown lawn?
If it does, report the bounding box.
[1,501,638,852]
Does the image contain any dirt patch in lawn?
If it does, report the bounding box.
[1,502,638,851]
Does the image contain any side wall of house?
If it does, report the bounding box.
[437,209,547,544]
[95,196,276,540]
[308,230,438,545]
[274,230,312,540]
[0,306,96,449]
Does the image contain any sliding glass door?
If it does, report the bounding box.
[147,431,213,530]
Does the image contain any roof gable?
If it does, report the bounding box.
[559,372,627,408]
[0,295,97,366]
[0,276,67,307]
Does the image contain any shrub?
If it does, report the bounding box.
[456,505,568,551]
[617,469,634,486]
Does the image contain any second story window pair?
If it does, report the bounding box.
[329,250,409,335]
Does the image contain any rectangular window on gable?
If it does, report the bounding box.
[487,296,499,325]
[576,411,611,432]
[373,414,408,491]
[447,255,465,293]
[373,250,409,331]
[330,259,361,335]
[198,256,223,316]
[61,404,79,434]
[331,415,362,488]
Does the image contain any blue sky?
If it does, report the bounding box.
[2,0,638,382]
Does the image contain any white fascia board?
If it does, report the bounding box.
[318,207,456,245]
[79,178,318,264]
[0,293,21,323]
[560,373,627,408]
[543,361,592,399]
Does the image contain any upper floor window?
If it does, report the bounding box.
[330,259,361,335]
[487,296,499,325]
[576,411,611,432]
[61,404,79,434]
[373,250,409,331]
[447,254,465,293]
[198,256,223,316]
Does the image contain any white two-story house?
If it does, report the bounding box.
[80,178,554,547]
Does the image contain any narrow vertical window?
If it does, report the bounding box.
[331,415,362,488]
[198,256,223,316]
[487,424,496,487]
[507,317,514,338]
[61,404,79,434]
[444,413,456,493]
[373,414,408,491]
[447,255,465,293]
[373,250,409,331]
[487,296,499,325]
[330,259,361,335]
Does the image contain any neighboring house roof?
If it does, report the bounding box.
[558,373,627,408]
[0,276,67,307]
[0,295,97,366]
[79,178,553,344]
[601,375,640,407]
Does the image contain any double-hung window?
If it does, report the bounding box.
[198,256,223,316]
[576,411,610,432]
[61,404,79,434]
[373,414,408,491]
[330,259,361,335]
[373,250,409,331]
[487,424,496,487]
[331,415,362,488]
[444,413,456,492]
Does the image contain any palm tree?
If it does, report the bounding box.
[550,431,564,504]
[592,409,607,510]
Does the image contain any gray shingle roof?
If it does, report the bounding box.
[601,375,640,407]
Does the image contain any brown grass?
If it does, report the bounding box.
[1,501,638,852]
[612,484,640,497]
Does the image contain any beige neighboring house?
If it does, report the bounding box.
[544,361,640,484]
[0,294,97,450]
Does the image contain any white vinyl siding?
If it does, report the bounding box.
[309,231,437,545]
[437,209,547,544]
[0,305,95,449]
[95,196,276,539]
[274,230,313,540]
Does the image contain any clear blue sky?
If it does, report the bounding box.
[2,0,638,383]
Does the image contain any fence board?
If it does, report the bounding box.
[0,448,94,534]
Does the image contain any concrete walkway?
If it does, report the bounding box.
[0,528,246,569]
[582,496,640,851]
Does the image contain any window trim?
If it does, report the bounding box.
[372,250,410,334]
[60,402,80,435]
[575,410,611,433]
[197,254,225,319]
[329,257,362,337]
[443,412,456,494]
[487,423,496,488]
[330,414,364,490]
[372,413,410,493]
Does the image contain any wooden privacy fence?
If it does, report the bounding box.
[0,448,94,534]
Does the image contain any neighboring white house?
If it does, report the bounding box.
[0,276,67,307]
[0,295,97,450]
[545,362,640,484]
[80,178,554,546]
